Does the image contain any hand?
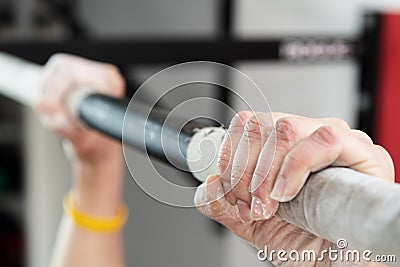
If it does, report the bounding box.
[36,54,126,215]
[195,111,394,266]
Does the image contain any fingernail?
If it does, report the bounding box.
[237,200,251,223]
[250,196,273,221]
[270,176,287,201]
[250,134,275,193]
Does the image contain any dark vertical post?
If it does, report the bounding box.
[358,13,381,138]
[217,0,234,127]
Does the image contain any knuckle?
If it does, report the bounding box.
[351,129,373,144]
[253,162,270,180]
[206,200,230,219]
[313,126,337,146]
[45,54,75,76]
[283,152,305,173]
[259,113,275,134]
[237,110,253,120]
[244,116,262,140]
[208,201,224,215]
[47,53,70,66]
[231,166,252,185]
[103,63,120,75]
[275,117,298,143]
[329,118,350,129]
[230,111,254,128]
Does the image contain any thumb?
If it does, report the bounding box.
[194,175,244,230]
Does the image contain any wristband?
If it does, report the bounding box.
[63,192,128,233]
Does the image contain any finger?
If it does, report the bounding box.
[271,126,393,202]
[218,111,255,205]
[250,116,351,220]
[42,54,125,101]
[194,175,245,230]
[37,68,85,140]
[230,112,274,221]
[37,55,126,137]
[250,116,319,219]
[55,53,126,96]
[351,129,373,144]
[37,66,72,114]
[372,145,395,182]
[71,61,126,97]
[38,111,88,143]
[319,117,350,130]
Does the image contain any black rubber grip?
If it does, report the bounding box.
[79,94,128,141]
[78,93,218,165]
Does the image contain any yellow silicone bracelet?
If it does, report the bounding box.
[63,192,128,233]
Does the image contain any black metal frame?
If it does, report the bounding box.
[0,0,372,131]
[0,38,357,65]
[358,13,382,139]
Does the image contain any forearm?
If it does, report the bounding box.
[50,214,125,267]
[50,153,126,267]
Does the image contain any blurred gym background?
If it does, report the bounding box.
[0,0,399,267]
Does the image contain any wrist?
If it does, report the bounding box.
[70,187,122,217]
[71,153,124,217]
[64,191,128,232]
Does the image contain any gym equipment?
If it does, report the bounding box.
[0,11,399,257]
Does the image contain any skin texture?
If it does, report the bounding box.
[195,111,394,266]
[36,54,126,267]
